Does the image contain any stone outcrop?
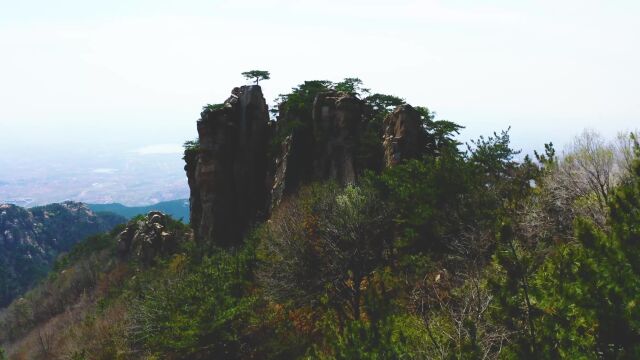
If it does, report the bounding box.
[383,104,426,167]
[311,92,362,184]
[185,86,426,248]
[185,85,270,247]
[116,211,177,264]
[269,91,364,209]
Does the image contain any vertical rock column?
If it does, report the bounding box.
[312,92,362,184]
[185,85,270,247]
[268,91,364,209]
[382,104,425,167]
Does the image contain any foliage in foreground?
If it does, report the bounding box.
[131,249,257,359]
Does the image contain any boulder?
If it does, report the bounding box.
[116,212,176,264]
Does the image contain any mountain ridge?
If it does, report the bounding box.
[87,199,189,223]
[0,201,125,306]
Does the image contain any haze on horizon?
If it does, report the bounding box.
[0,0,638,205]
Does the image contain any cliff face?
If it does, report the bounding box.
[0,201,125,306]
[383,104,426,167]
[186,85,270,247]
[311,92,362,184]
[270,91,364,208]
[185,86,425,248]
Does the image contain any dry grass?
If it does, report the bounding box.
[6,290,133,360]
[2,256,136,359]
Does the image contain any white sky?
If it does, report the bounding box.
[1,0,639,157]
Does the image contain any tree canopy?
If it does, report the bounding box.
[241,70,271,85]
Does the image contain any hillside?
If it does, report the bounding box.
[87,199,189,223]
[0,202,125,307]
[1,79,639,359]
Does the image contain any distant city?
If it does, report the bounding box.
[0,145,189,207]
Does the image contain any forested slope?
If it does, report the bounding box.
[0,202,125,307]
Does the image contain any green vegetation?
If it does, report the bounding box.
[241,70,271,85]
[333,77,370,95]
[182,138,201,168]
[202,103,224,112]
[131,249,256,358]
[0,203,124,307]
[268,78,456,173]
[88,199,190,223]
[2,78,639,359]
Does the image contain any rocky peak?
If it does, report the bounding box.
[185,86,426,248]
[311,91,362,184]
[186,85,270,248]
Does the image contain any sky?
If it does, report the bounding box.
[0,0,639,203]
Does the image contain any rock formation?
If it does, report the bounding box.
[383,104,425,167]
[185,86,426,248]
[116,211,178,264]
[269,91,364,208]
[311,91,362,184]
[185,85,270,247]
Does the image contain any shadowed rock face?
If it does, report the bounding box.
[186,85,270,247]
[185,86,425,248]
[383,104,425,167]
[266,91,365,212]
[311,92,362,184]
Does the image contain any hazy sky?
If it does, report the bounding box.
[1,0,639,157]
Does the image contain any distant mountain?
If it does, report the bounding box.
[88,199,190,223]
[0,201,125,307]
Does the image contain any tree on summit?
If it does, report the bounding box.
[241,70,270,85]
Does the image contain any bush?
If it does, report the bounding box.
[258,183,394,322]
[309,313,423,360]
[131,248,256,359]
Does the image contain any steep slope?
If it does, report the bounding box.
[184,85,271,247]
[0,201,125,306]
[0,211,192,359]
